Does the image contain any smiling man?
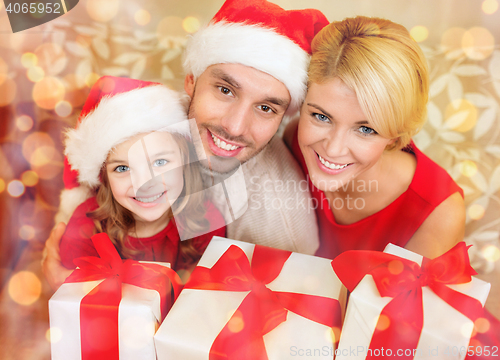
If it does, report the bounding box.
[42,0,329,289]
[179,0,328,252]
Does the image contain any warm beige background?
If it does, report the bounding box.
[0,0,499,358]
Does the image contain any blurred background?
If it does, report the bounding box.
[0,0,499,358]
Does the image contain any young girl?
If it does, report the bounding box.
[59,76,225,273]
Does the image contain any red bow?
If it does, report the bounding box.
[64,233,182,360]
[185,244,342,360]
[332,242,484,359]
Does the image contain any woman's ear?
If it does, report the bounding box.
[184,74,195,98]
[385,137,399,151]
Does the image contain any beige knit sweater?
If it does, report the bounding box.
[205,136,319,255]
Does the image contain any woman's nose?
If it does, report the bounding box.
[324,129,350,158]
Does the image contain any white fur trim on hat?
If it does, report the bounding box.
[64,85,190,188]
[54,186,93,224]
[183,21,309,115]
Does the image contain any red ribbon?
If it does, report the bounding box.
[64,233,182,360]
[332,242,484,359]
[185,244,342,360]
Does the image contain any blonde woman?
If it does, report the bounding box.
[285,16,464,260]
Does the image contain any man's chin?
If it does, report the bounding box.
[198,156,242,176]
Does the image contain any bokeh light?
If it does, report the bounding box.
[8,271,42,306]
[15,115,34,132]
[0,78,17,107]
[410,25,429,43]
[444,99,478,132]
[21,170,39,187]
[22,132,56,167]
[85,73,100,88]
[441,27,467,56]
[7,180,25,197]
[475,318,490,333]
[468,204,485,220]
[32,76,65,110]
[227,310,244,333]
[182,16,200,34]
[63,74,88,107]
[55,100,73,117]
[86,0,119,22]
[134,9,151,26]
[27,66,45,82]
[0,56,8,86]
[34,43,67,76]
[387,260,404,275]
[0,178,5,193]
[482,0,499,14]
[19,225,36,240]
[482,245,500,262]
[375,314,391,331]
[459,160,478,177]
[462,27,495,60]
[21,52,38,69]
[46,327,63,344]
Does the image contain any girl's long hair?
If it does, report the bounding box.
[87,132,209,266]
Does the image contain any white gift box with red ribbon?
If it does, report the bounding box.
[335,244,491,360]
[154,237,344,360]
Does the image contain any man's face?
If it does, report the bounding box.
[184,63,291,172]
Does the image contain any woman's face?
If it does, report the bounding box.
[298,78,395,193]
[106,131,185,224]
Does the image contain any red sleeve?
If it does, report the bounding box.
[59,197,100,269]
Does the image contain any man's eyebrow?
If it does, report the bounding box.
[210,68,241,88]
[265,96,289,109]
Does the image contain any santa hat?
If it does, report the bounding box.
[183,0,329,115]
[55,76,190,224]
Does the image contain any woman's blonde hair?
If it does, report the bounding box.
[308,16,429,150]
[88,132,209,265]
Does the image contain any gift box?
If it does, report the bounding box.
[49,233,181,360]
[154,237,344,360]
[333,243,491,360]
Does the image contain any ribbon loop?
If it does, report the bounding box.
[184,244,341,360]
[332,242,484,360]
[64,233,182,360]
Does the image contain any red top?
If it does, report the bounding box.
[291,130,464,260]
[60,197,226,271]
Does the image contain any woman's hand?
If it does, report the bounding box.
[41,222,72,291]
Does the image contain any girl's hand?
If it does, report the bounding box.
[41,222,72,291]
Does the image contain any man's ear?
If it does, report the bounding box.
[184,74,195,97]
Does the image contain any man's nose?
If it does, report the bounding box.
[220,103,252,138]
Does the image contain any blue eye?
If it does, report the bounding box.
[114,165,129,173]
[359,126,377,135]
[153,159,168,167]
[313,113,330,123]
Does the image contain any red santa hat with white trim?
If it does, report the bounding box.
[183,0,329,116]
[56,76,190,224]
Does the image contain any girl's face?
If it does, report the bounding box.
[106,131,184,224]
[298,78,395,192]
